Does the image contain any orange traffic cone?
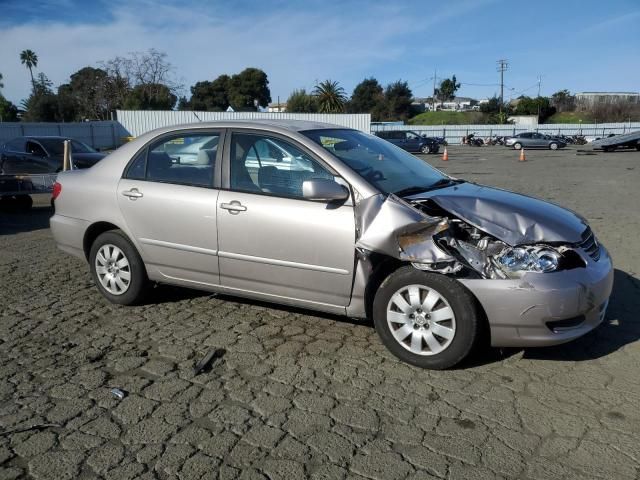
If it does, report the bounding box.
[519,147,526,162]
[442,148,449,161]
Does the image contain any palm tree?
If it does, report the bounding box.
[20,49,38,90]
[313,80,347,113]
[0,72,4,90]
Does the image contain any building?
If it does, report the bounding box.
[267,102,287,113]
[575,92,640,107]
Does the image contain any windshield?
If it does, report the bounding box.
[302,129,447,195]
[38,138,97,155]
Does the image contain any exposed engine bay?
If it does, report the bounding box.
[355,193,588,281]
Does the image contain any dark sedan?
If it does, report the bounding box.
[375,130,440,154]
[0,136,105,174]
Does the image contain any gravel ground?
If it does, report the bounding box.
[1,146,639,480]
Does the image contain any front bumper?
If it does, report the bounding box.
[459,246,614,347]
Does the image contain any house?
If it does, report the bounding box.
[267,102,287,113]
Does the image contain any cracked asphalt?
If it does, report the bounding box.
[1,146,639,480]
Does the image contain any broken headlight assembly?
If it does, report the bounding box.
[492,246,561,278]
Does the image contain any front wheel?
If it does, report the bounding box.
[420,145,431,154]
[549,142,559,150]
[513,142,522,150]
[373,267,480,369]
[89,230,149,305]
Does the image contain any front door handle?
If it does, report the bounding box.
[122,188,143,200]
[220,201,247,214]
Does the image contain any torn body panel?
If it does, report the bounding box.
[354,194,454,264]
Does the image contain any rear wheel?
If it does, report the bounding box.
[513,142,522,150]
[89,230,149,305]
[373,267,480,369]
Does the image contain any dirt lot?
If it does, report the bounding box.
[1,146,639,480]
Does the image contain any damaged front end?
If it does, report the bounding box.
[353,193,588,283]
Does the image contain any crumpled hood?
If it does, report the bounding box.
[408,182,588,246]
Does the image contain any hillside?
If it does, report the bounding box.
[408,111,490,125]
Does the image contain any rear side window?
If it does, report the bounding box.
[124,133,220,187]
[5,138,25,152]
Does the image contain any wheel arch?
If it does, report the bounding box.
[83,221,126,261]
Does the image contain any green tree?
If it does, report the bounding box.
[381,80,413,121]
[20,49,38,91]
[286,88,318,113]
[124,83,177,110]
[513,96,555,122]
[21,72,59,122]
[0,95,19,122]
[551,89,575,112]
[59,67,115,120]
[228,68,271,111]
[348,78,384,115]
[188,75,231,111]
[435,75,460,107]
[0,72,4,90]
[313,80,347,113]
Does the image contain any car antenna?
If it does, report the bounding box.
[193,111,203,122]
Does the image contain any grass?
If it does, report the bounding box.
[546,112,595,124]
[408,111,490,125]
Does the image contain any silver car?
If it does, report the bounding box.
[50,120,613,369]
[505,132,566,150]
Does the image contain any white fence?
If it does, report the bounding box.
[116,110,371,137]
[0,121,127,149]
[371,122,640,144]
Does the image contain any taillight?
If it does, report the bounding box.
[52,182,62,201]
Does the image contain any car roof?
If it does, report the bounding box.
[140,119,353,137]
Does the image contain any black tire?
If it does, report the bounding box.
[549,142,559,150]
[89,230,149,305]
[420,145,430,154]
[373,266,480,369]
[513,142,522,150]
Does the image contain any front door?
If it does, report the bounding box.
[117,131,222,286]
[217,131,355,308]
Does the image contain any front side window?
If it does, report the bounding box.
[124,133,220,187]
[303,129,447,196]
[26,141,47,157]
[230,133,334,198]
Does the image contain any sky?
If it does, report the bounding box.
[1,0,639,106]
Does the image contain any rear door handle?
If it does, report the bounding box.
[122,188,143,200]
[220,201,247,214]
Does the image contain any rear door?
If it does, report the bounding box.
[216,130,355,308]
[117,130,223,286]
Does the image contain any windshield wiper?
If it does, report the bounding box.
[394,179,462,197]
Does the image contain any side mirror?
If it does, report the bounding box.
[302,179,349,202]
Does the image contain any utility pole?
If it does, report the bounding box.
[497,59,508,113]
[536,75,542,119]
[432,68,437,112]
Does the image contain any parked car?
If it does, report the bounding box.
[0,136,105,174]
[50,120,612,369]
[375,130,440,154]
[505,132,566,150]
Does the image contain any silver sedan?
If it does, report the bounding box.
[505,132,566,150]
[50,120,612,369]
